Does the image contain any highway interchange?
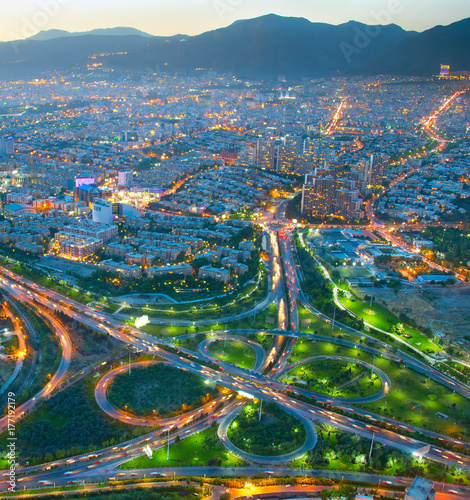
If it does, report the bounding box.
[0,224,470,498]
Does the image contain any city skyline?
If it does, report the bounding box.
[1,0,470,42]
[1,2,470,497]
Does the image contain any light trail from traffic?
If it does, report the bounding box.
[324,97,347,136]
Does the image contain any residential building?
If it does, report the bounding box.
[101,260,142,278]
[199,265,230,284]
[147,264,193,278]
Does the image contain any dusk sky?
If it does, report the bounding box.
[2,0,470,42]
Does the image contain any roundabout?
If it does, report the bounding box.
[95,361,226,427]
[277,355,391,403]
[217,403,318,464]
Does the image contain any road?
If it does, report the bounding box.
[0,304,72,433]
[421,89,467,149]
[94,360,232,427]
[1,259,470,493]
[0,303,26,397]
[324,97,347,136]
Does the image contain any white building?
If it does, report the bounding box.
[118,169,133,187]
[92,199,113,225]
[101,259,142,278]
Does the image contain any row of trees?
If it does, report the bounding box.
[1,383,142,465]
[422,226,470,267]
[305,425,463,483]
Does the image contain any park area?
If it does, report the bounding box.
[107,364,218,418]
[338,289,439,355]
[282,359,381,399]
[288,339,470,439]
[227,402,306,456]
[140,304,278,338]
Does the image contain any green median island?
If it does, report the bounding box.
[227,402,306,456]
[107,364,218,418]
[281,359,382,398]
[208,340,256,369]
[122,426,246,468]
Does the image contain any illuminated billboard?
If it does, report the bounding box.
[135,315,150,328]
[75,176,95,188]
[440,64,450,77]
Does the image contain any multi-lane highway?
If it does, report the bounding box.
[1,253,470,494]
[0,301,72,433]
[0,303,26,397]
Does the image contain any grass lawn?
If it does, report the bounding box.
[297,305,345,337]
[338,292,439,355]
[292,454,360,473]
[126,275,268,322]
[288,340,470,438]
[135,282,259,313]
[282,359,381,399]
[121,427,246,468]
[208,340,256,369]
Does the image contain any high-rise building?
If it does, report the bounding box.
[0,136,14,155]
[301,172,363,221]
[303,139,337,165]
[92,199,113,225]
[440,64,450,78]
[122,131,139,143]
[237,145,257,167]
[283,104,295,134]
[276,136,311,175]
[256,140,276,170]
[118,169,134,187]
[369,154,389,187]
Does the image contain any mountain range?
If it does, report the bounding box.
[0,14,469,80]
[27,27,153,41]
